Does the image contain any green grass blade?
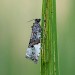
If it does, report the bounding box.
[41,0,59,75]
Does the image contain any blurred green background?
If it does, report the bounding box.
[0,0,75,75]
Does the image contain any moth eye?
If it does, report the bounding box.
[35,19,37,20]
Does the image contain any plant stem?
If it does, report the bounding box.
[41,0,59,75]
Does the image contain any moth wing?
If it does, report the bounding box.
[34,43,41,57]
[31,43,41,63]
[25,47,32,58]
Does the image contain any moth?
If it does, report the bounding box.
[25,19,41,63]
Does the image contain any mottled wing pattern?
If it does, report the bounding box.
[25,19,41,63]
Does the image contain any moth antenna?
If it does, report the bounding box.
[27,19,35,22]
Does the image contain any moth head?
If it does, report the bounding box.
[35,19,41,22]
